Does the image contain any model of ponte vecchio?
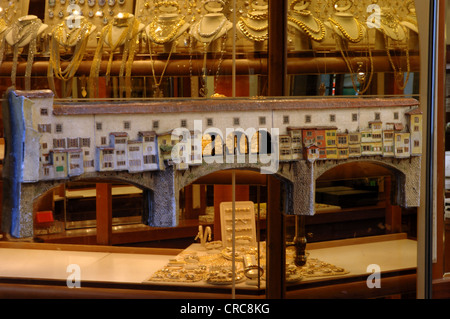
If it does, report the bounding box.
[2,89,422,239]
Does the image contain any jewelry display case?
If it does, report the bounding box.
[0,0,438,300]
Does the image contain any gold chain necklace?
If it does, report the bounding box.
[48,20,93,97]
[197,16,227,39]
[237,20,268,42]
[148,40,175,97]
[238,17,268,32]
[287,15,325,42]
[335,34,373,95]
[384,32,410,91]
[147,16,186,44]
[88,14,141,98]
[10,18,42,90]
[328,17,363,43]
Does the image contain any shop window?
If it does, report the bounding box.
[283,115,289,124]
[305,115,311,123]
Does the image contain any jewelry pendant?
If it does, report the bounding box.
[48,0,56,7]
[103,17,108,24]
[58,10,64,18]
[153,86,163,97]
[79,0,85,4]
[108,0,115,6]
[60,0,66,4]
[118,0,125,4]
[109,8,114,15]
[318,82,326,96]
[88,0,95,7]
[88,10,94,17]
[69,0,76,4]
[199,86,208,97]
[98,0,106,6]
[48,10,54,18]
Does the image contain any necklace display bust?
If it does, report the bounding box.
[146,13,190,53]
[5,15,48,48]
[190,12,232,51]
[288,0,325,51]
[237,1,268,51]
[5,15,48,90]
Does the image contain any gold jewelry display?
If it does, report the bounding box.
[88,13,142,98]
[48,17,95,97]
[6,16,45,90]
[327,16,363,43]
[334,29,374,95]
[237,16,268,42]
[287,14,325,42]
[148,39,175,97]
[378,11,410,91]
[147,15,186,44]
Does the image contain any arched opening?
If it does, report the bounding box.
[32,180,152,244]
[178,169,271,244]
[307,161,417,243]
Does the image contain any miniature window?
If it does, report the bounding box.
[85,151,89,156]
[42,143,47,149]
[124,121,131,130]
[67,138,79,148]
[53,139,65,148]
[375,112,381,121]
[55,124,63,133]
[330,114,336,122]
[394,112,399,120]
[352,113,358,121]
[38,124,51,133]
[233,118,240,126]
[283,115,289,124]
[40,108,48,116]
[96,122,102,131]
[181,119,187,127]
[101,137,107,145]
[414,117,420,123]
[259,117,266,125]
[80,138,90,147]
[153,121,159,129]
[305,115,311,123]
[207,118,213,126]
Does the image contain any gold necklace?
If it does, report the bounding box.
[328,17,363,43]
[147,16,186,44]
[48,20,93,97]
[237,20,268,42]
[197,16,227,39]
[9,18,42,90]
[335,33,373,95]
[239,17,268,32]
[287,15,325,42]
[88,14,141,98]
[148,40,175,97]
[384,32,410,91]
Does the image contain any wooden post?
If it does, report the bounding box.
[96,183,112,245]
[267,175,285,299]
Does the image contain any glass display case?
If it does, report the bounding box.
[0,0,439,300]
